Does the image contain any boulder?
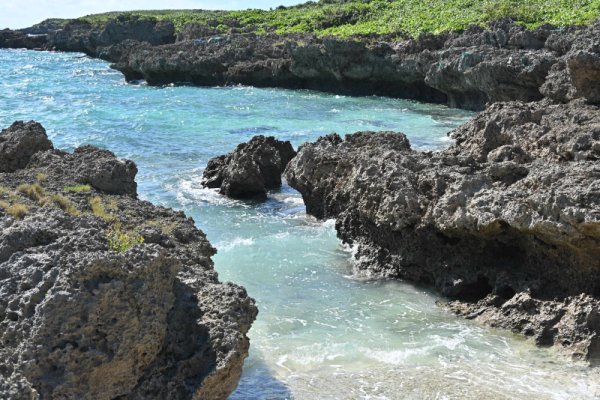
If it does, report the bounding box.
[202,135,296,199]
[0,121,53,173]
[28,145,138,196]
[0,121,257,399]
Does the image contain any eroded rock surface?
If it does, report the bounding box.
[47,16,175,56]
[106,20,600,110]
[0,121,257,399]
[0,121,53,173]
[202,135,296,199]
[285,100,600,362]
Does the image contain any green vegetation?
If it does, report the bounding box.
[36,172,47,182]
[107,223,145,253]
[0,200,29,219]
[64,184,92,193]
[51,194,80,216]
[17,183,46,202]
[78,0,600,37]
[89,196,115,222]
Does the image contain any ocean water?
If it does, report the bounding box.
[1,49,599,399]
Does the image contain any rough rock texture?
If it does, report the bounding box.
[107,20,600,110]
[202,135,296,199]
[0,121,257,399]
[0,29,47,49]
[285,100,600,362]
[47,16,175,56]
[29,145,138,196]
[0,121,53,172]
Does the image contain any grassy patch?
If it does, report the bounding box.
[64,184,92,193]
[77,0,600,38]
[0,200,29,219]
[51,194,80,216]
[17,183,46,202]
[107,223,144,253]
[36,172,47,182]
[89,196,115,222]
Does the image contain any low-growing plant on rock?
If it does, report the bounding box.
[0,200,29,219]
[64,184,92,193]
[107,223,145,253]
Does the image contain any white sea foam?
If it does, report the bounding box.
[216,237,256,251]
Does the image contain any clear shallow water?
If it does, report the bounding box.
[1,49,599,399]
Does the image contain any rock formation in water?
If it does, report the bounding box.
[0,121,257,399]
[104,20,600,110]
[284,99,600,362]
[202,135,296,199]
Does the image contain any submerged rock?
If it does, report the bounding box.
[284,100,600,362]
[202,135,296,199]
[0,121,257,399]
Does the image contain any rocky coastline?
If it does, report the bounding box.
[2,9,599,369]
[0,121,257,399]
[1,17,598,111]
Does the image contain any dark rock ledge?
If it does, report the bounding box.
[0,121,257,399]
[284,99,600,363]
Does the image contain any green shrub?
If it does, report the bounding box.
[107,224,145,253]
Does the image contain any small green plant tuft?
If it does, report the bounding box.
[0,201,29,219]
[51,194,80,216]
[64,184,92,193]
[107,224,145,253]
[89,196,115,222]
[17,183,45,201]
[36,172,47,182]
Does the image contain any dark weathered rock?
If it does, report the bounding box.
[0,29,47,49]
[105,21,599,110]
[0,121,257,399]
[28,145,138,196]
[285,100,600,362]
[48,16,175,56]
[0,121,53,172]
[540,24,600,104]
[202,135,296,199]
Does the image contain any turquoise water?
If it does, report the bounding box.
[1,49,599,399]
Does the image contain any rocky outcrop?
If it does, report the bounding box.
[47,16,175,56]
[202,135,296,199]
[284,99,600,362]
[107,20,600,110]
[0,29,46,49]
[0,121,257,399]
[0,121,53,172]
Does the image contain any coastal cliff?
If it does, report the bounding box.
[0,121,257,399]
